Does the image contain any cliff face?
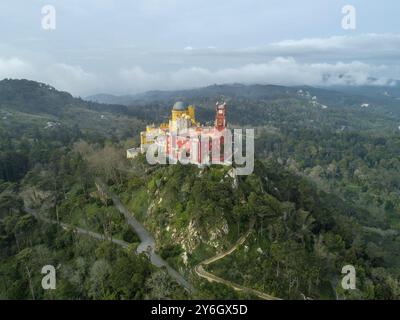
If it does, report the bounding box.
[140,165,234,265]
[158,211,229,255]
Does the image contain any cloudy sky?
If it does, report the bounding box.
[0,0,399,96]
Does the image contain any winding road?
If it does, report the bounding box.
[25,181,194,294]
[24,207,130,248]
[26,181,280,299]
[95,180,195,293]
[194,217,281,300]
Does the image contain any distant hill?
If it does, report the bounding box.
[2,79,399,133]
[331,81,400,99]
[0,79,76,115]
[0,79,145,139]
[0,79,130,117]
[86,83,400,110]
[86,93,138,106]
[87,84,303,105]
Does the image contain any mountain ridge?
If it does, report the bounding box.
[86,82,400,107]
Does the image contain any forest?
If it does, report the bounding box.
[0,79,399,299]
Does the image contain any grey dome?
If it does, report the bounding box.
[173,101,187,111]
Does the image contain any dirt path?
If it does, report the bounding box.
[26,184,278,299]
[194,217,281,300]
[24,207,131,248]
[25,200,194,294]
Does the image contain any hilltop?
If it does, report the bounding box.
[113,155,400,299]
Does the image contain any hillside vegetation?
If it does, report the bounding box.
[1,79,399,299]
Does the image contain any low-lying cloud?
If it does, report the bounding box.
[1,33,399,96]
[119,58,393,92]
[0,57,32,79]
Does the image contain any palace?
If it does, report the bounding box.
[127,101,230,165]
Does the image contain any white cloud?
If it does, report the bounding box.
[0,57,103,96]
[270,33,400,52]
[0,55,394,96]
[1,33,399,95]
[119,67,165,93]
[0,57,32,79]
[116,57,392,93]
[240,34,400,62]
[42,63,101,96]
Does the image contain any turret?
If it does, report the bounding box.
[215,102,227,131]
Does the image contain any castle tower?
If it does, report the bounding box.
[215,102,227,131]
[171,101,188,122]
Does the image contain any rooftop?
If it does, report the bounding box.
[173,101,187,111]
